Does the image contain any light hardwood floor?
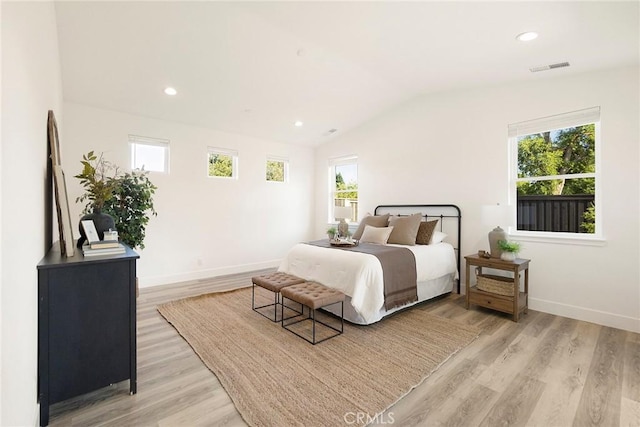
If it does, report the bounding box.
[49,270,640,426]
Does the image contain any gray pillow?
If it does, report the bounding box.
[387,213,422,245]
[352,214,390,240]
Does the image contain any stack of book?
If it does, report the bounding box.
[82,240,126,257]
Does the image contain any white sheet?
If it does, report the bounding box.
[277,242,458,323]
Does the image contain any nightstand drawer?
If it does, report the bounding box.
[468,287,514,313]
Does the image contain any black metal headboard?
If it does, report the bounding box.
[374,204,462,293]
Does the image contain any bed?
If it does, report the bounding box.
[278,204,462,324]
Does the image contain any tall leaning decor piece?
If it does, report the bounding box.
[48,111,75,257]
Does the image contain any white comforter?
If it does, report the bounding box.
[278,242,457,323]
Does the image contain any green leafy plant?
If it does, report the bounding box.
[327,226,337,238]
[75,151,118,212]
[103,171,157,250]
[498,240,521,253]
[76,151,157,250]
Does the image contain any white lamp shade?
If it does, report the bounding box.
[334,206,352,220]
[481,204,509,228]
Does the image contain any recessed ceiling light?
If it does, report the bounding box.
[516,31,538,42]
[294,121,303,127]
[164,87,177,96]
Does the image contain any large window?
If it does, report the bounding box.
[328,156,358,222]
[509,107,600,238]
[208,147,238,179]
[129,135,169,173]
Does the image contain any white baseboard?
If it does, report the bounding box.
[138,259,281,288]
[529,297,640,333]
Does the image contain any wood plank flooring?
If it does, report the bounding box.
[48,270,640,426]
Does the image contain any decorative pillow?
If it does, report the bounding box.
[352,214,390,240]
[360,225,394,245]
[387,213,422,245]
[430,230,447,244]
[415,220,439,245]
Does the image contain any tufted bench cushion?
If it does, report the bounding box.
[280,282,345,344]
[280,282,345,310]
[251,272,305,322]
[252,272,305,292]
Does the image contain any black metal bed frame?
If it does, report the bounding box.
[373,204,462,293]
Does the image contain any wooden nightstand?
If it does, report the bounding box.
[464,254,530,322]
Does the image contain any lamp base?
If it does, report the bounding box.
[338,219,348,237]
[488,226,506,258]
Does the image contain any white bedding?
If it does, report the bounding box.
[278,242,458,323]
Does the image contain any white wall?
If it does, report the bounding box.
[62,103,315,287]
[1,2,64,425]
[315,66,640,333]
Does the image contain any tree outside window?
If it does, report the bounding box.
[515,123,596,234]
[331,160,358,222]
[266,158,288,182]
[208,148,237,179]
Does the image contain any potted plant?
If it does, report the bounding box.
[75,151,119,247]
[327,226,338,240]
[75,151,157,250]
[103,171,157,250]
[498,240,521,261]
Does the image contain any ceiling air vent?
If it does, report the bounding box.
[323,128,338,137]
[529,62,570,73]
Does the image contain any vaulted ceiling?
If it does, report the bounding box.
[55,1,639,146]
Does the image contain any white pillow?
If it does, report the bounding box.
[430,230,447,244]
[360,225,394,245]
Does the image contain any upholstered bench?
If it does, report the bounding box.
[280,282,345,345]
[251,272,305,322]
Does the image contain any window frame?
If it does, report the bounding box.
[265,156,289,183]
[129,135,170,173]
[207,147,239,180]
[328,155,358,223]
[507,107,603,244]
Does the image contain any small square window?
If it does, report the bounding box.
[129,135,169,173]
[208,148,238,179]
[266,158,288,183]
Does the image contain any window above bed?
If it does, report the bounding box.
[508,107,601,241]
[328,155,358,223]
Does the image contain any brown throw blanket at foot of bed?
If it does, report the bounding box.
[307,240,417,310]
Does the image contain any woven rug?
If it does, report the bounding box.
[158,287,479,427]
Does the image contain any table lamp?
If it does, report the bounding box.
[334,206,352,237]
[481,203,508,258]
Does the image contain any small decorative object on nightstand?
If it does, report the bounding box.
[498,240,521,261]
[464,254,530,322]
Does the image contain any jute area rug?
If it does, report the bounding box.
[158,287,479,427]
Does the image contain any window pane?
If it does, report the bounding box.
[517,124,595,179]
[208,153,233,178]
[266,160,286,182]
[330,158,358,223]
[132,143,166,172]
[517,178,595,233]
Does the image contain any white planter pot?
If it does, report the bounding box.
[501,252,517,261]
